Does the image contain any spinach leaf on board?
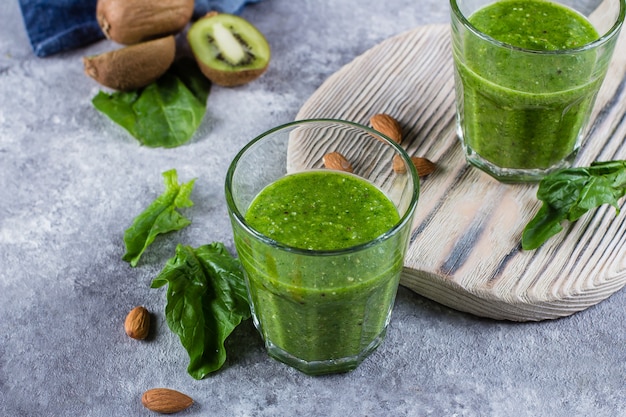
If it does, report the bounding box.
[522,160,626,250]
[92,58,211,148]
[151,243,251,379]
[122,169,195,267]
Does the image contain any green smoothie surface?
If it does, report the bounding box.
[469,0,599,51]
[245,170,400,251]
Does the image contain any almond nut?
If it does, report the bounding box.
[142,388,193,414]
[393,155,436,177]
[370,113,402,144]
[323,152,353,173]
[124,306,150,340]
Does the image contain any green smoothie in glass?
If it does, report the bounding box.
[236,170,405,374]
[451,0,621,181]
[226,119,419,375]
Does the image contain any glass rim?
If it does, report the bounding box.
[450,0,626,54]
[224,118,420,256]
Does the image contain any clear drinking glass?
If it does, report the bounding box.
[225,119,419,375]
[451,0,625,182]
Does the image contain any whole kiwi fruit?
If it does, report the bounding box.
[83,36,176,91]
[97,0,194,45]
[187,12,271,87]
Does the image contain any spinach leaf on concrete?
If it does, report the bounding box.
[122,169,195,267]
[92,59,211,148]
[151,243,251,379]
[522,160,626,250]
[170,57,212,104]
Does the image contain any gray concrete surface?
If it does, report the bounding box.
[1,0,625,415]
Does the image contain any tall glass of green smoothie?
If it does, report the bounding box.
[225,119,419,375]
[451,0,625,182]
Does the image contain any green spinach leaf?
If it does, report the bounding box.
[151,243,251,379]
[122,169,195,267]
[522,160,626,250]
[92,58,211,148]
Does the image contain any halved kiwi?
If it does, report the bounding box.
[187,12,271,87]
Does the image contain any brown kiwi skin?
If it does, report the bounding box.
[196,63,269,87]
[97,0,194,45]
[83,36,176,91]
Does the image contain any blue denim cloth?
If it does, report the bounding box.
[18,0,263,57]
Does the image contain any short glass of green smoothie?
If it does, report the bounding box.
[451,0,625,182]
[225,119,419,375]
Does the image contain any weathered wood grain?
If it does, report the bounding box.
[295,12,626,320]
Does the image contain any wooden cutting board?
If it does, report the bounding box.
[295,3,626,321]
